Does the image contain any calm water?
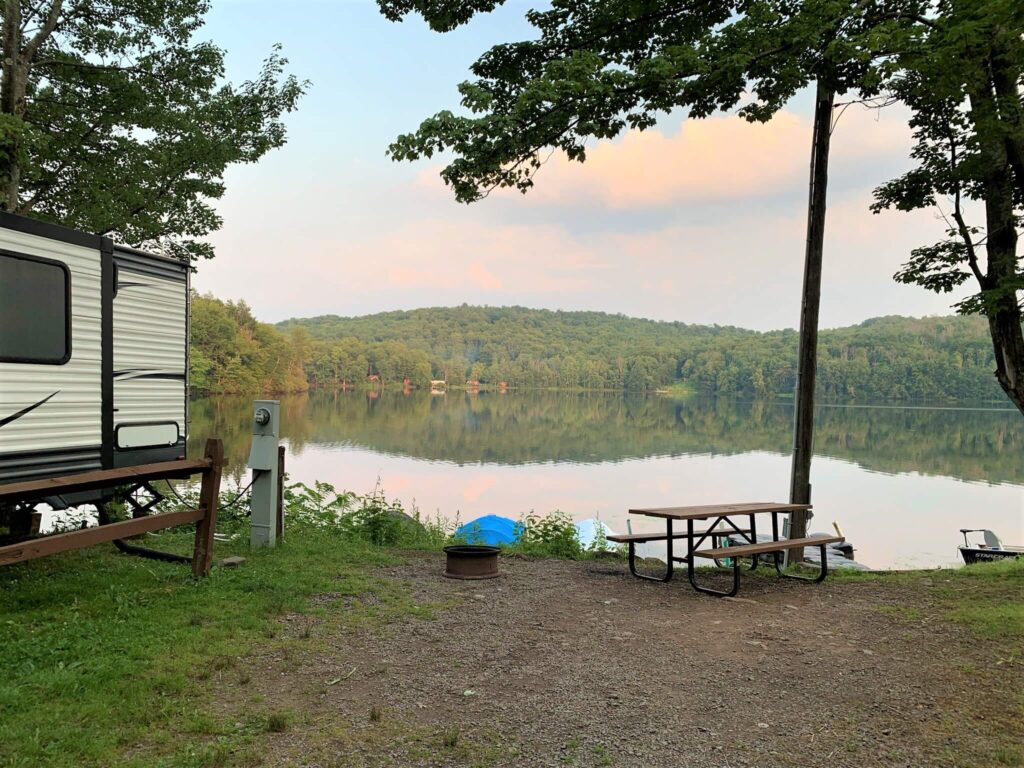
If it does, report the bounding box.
[189,391,1024,570]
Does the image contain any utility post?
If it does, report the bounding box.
[247,400,280,548]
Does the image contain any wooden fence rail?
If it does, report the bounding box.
[0,438,225,578]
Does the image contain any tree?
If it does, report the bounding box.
[0,0,305,261]
[871,0,1024,415]
[375,0,915,548]
[189,293,309,395]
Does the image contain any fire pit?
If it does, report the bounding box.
[443,544,500,580]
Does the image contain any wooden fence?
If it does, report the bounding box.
[0,439,225,578]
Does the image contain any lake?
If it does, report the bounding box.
[188,391,1024,570]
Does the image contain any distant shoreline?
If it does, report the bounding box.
[188,384,1019,411]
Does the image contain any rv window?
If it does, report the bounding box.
[0,251,71,364]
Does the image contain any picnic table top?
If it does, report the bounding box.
[628,502,812,521]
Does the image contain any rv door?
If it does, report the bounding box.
[112,248,188,466]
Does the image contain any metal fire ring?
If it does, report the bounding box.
[443,544,501,580]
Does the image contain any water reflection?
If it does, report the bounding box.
[189,391,1024,486]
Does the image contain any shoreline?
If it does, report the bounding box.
[187,385,1018,411]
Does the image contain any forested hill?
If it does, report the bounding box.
[276,305,1005,403]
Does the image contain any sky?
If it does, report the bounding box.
[193,0,971,332]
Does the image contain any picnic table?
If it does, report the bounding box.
[607,502,843,597]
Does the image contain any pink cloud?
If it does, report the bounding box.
[201,182,962,332]
[467,261,502,291]
[416,107,913,210]
[529,112,808,208]
[387,265,455,290]
[358,218,601,296]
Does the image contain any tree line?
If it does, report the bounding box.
[190,293,430,395]
[190,294,1007,402]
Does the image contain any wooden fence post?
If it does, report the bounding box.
[192,438,224,578]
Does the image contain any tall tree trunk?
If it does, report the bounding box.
[0,0,25,209]
[988,311,1024,414]
[969,80,1024,417]
[980,148,1024,415]
[788,81,835,556]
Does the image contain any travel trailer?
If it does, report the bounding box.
[0,212,189,491]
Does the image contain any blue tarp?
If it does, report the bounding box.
[455,514,520,546]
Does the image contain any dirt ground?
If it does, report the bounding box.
[216,554,1023,768]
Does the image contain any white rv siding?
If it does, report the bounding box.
[112,268,187,447]
[0,228,102,456]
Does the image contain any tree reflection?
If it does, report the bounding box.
[188,392,1022,486]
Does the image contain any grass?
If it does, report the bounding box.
[0,527,423,768]
[877,604,924,621]
[441,726,460,748]
[831,556,1024,640]
[265,712,291,734]
[937,560,1024,640]
[292,718,514,767]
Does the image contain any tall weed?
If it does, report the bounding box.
[510,511,583,559]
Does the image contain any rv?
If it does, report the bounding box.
[0,212,189,491]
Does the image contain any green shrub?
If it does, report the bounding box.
[404,507,454,549]
[587,520,613,554]
[336,487,410,546]
[510,510,583,559]
[451,520,482,545]
[283,480,354,527]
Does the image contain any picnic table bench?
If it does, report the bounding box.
[607,525,752,581]
[609,502,843,597]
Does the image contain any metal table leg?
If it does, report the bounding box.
[686,518,741,597]
[747,512,759,571]
[627,518,674,582]
[773,543,829,583]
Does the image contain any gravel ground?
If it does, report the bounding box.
[217,554,1022,768]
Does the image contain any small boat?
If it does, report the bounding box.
[958,529,1024,564]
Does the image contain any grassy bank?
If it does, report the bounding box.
[655,382,696,398]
